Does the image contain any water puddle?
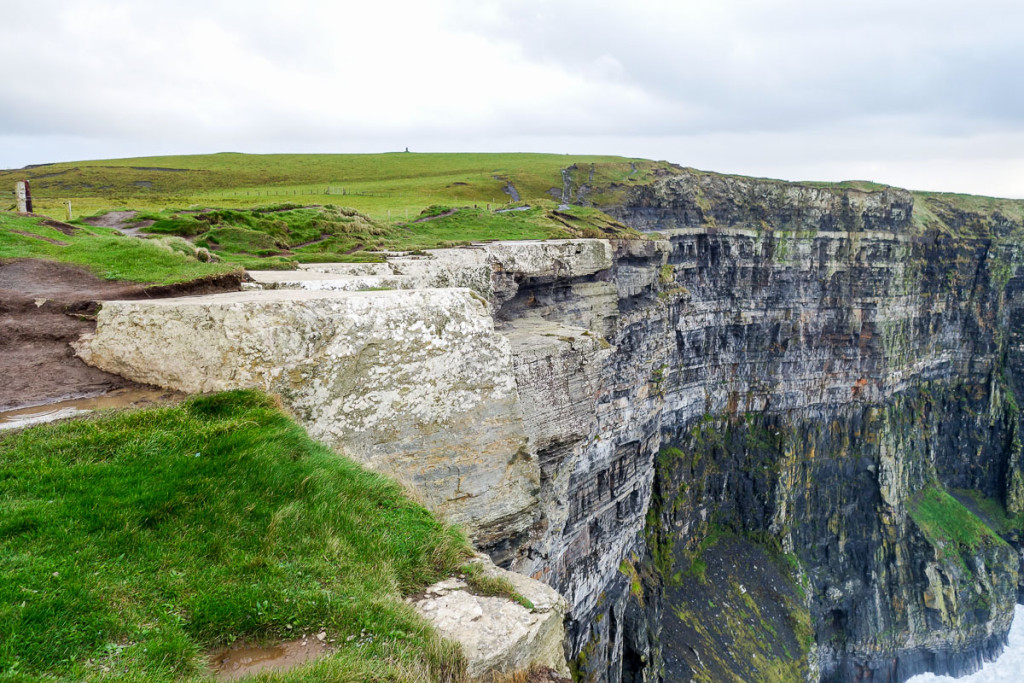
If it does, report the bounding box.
[0,387,181,431]
[210,639,334,680]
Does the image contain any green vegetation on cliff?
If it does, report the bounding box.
[645,437,812,682]
[0,391,471,682]
[910,485,1008,558]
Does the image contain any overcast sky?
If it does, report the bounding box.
[3,0,1024,197]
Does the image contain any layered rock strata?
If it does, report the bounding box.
[77,178,1024,682]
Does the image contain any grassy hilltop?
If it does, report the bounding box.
[0,152,672,220]
[1,152,660,278]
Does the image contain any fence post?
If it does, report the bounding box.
[66,200,72,221]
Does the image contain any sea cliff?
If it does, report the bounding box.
[77,172,1024,682]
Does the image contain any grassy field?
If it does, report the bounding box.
[0,152,673,222]
[0,390,474,682]
[1,152,654,275]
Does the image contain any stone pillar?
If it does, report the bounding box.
[15,181,27,213]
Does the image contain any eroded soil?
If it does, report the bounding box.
[0,259,242,411]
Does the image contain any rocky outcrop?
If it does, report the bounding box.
[74,287,536,545]
[76,177,1024,683]
[414,555,570,680]
[605,168,914,234]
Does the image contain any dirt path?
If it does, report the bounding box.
[412,208,458,223]
[82,210,154,236]
[0,259,242,411]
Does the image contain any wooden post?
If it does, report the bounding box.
[66,201,72,221]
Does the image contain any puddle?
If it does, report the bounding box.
[0,387,181,431]
[210,639,334,680]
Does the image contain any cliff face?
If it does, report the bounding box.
[498,171,1024,681]
[76,170,1024,683]
[593,171,1024,682]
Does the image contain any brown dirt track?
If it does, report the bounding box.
[0,259,242,411]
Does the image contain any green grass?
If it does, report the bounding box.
[952,489,1024,537]
[0,212,239,285]
[458,564,533,611]
[0,391,473,682]
[9,150,1024,249]
[1,152,674,222]
[0,200,640,284]
[908,485,1007,552]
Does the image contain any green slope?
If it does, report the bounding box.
[0,391,471,682]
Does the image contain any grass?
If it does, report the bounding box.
[908,485,1007,553]
[458,564,533,611]
[0,201,640,281]
[0,390,474,682]
[7,150,1023,279]
[951,489,1024,537]
[0,152,674,222]
[0,212,239,285]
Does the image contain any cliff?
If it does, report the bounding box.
[75,171,1024,682]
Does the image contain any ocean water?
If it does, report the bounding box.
[909,605,1024,682]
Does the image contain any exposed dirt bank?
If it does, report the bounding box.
[0,259,243,411]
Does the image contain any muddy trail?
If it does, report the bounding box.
[0,259,243,411]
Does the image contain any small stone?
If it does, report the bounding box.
[317,631,326,641]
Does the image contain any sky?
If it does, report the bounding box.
[2,0,1024,197]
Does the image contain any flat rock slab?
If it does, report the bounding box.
[414,556,570,680]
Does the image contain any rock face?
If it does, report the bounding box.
[414,555,570,680]
[75,287,536,544]
[76,177,1024,683]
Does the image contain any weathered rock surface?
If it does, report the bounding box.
[413,556,570,680]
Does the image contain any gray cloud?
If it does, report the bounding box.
[1,0,1023,196]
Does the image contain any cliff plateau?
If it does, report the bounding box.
[76,172,1024,683]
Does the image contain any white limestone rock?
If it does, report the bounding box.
[74,287,537,543]
[414,556,569,680]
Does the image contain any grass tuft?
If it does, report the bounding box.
[459,564,534,611]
